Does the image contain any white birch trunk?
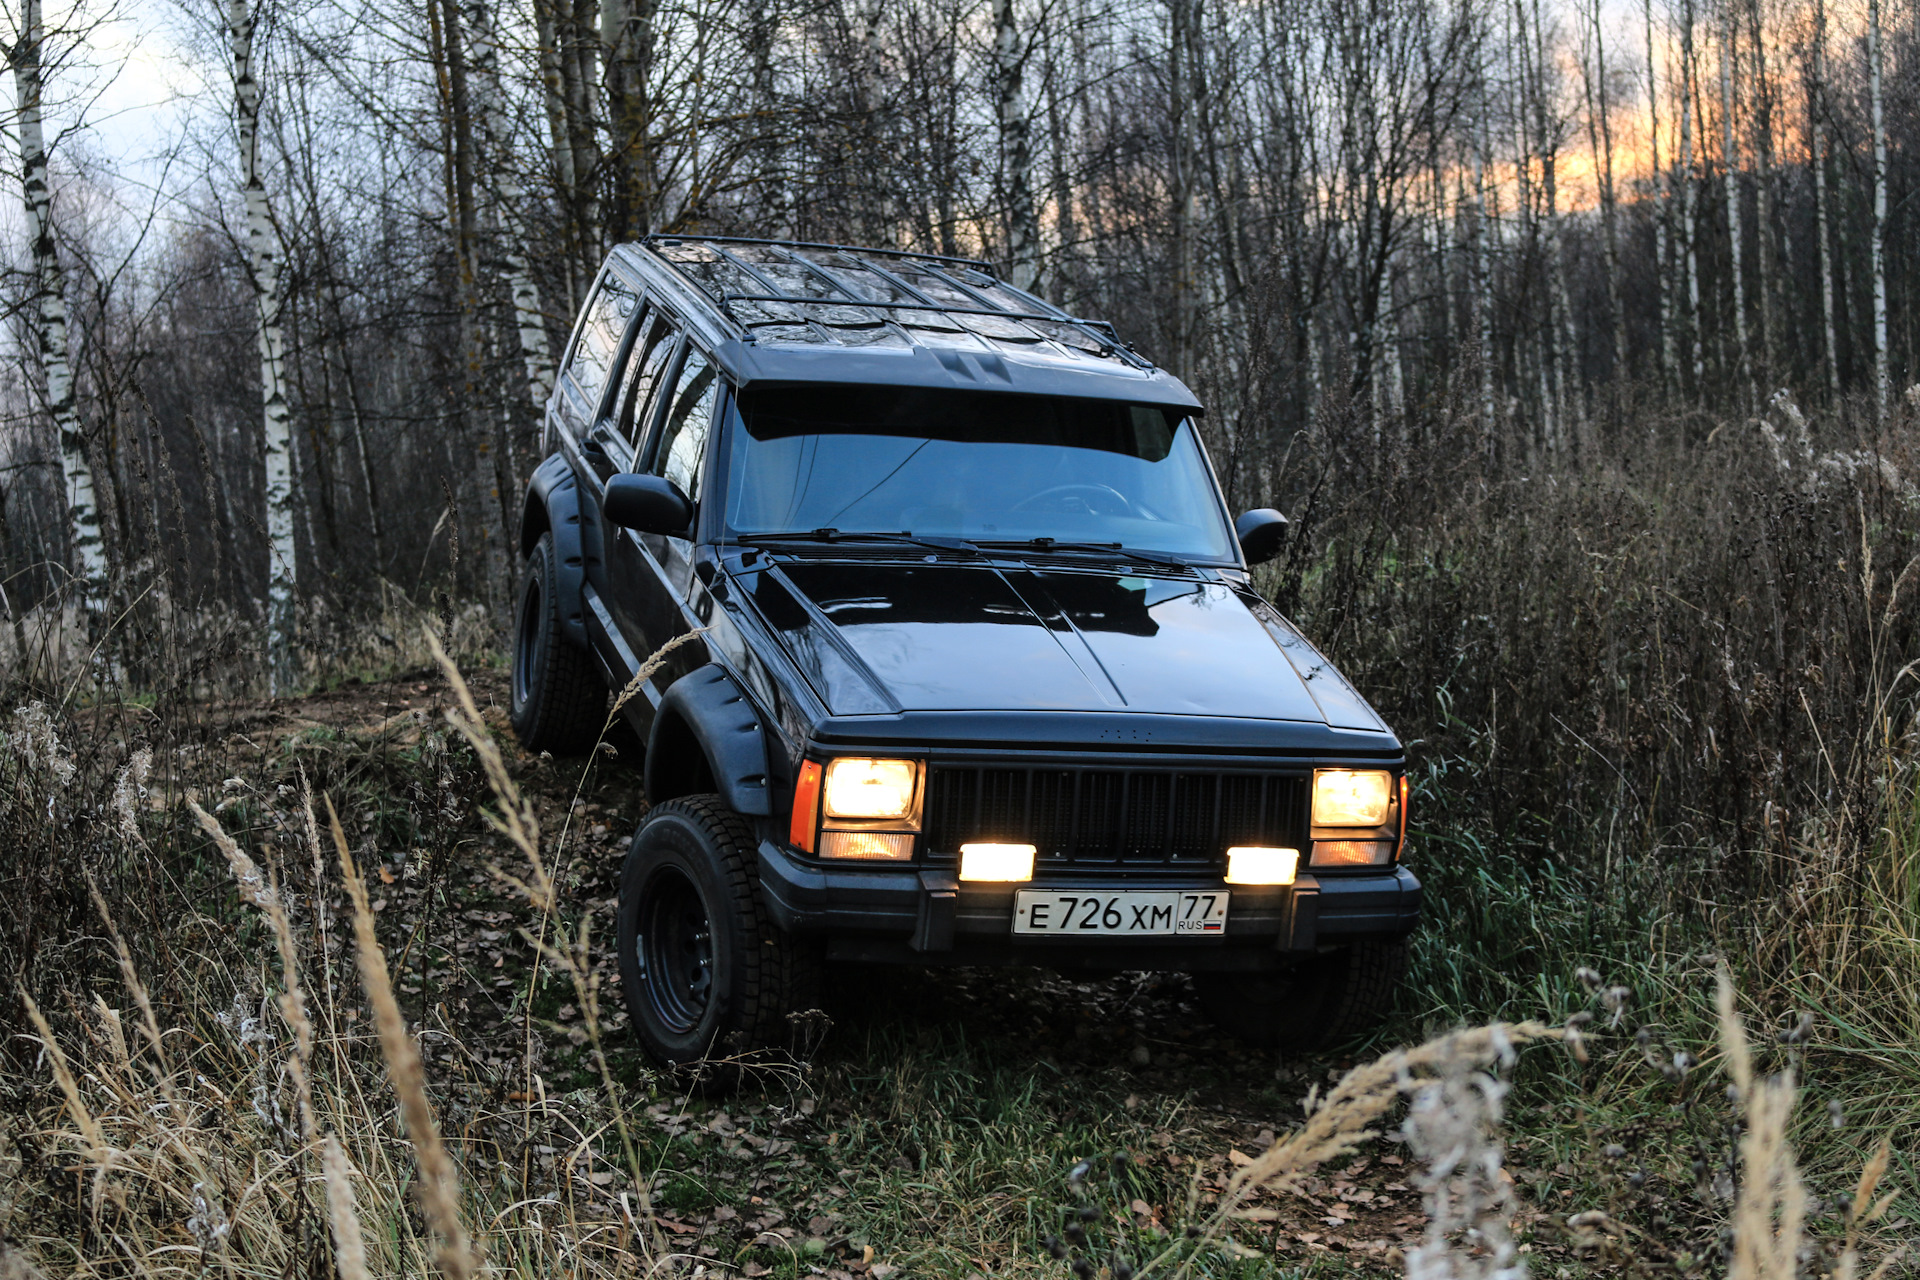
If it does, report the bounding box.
[10,0,107,607]
[1870,0,1889,419]
[1645,0,1674,385]
[230,0,298,693]
[1717,0,1750,402]
[993,0,1039,291]
[467,0,555,415]
[1812,0,1839,397]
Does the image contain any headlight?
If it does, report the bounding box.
[1313,769,1392,827]
[822,757,919,821]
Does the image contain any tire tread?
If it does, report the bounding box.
[511,533,606,754]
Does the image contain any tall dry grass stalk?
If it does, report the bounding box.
[425,627,670,1255]
[328,793,479,1280]
[1717,966,1905,1280]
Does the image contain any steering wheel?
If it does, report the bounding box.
[1011,483,1137,517]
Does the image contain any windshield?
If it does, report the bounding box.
[723,386,1236,560]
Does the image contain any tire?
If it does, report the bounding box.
[509,531,606,754]
[1196,938,1407,1054]
[616,796,822,1087]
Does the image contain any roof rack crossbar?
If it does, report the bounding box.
[645,232,996,275]
[718,292,1118,342]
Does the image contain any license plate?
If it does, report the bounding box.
[1013,890,1229,937]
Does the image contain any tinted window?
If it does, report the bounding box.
[653,348,718,502]
[616,314,678,448]
[565,275,638,410]
[724,386,1234,559]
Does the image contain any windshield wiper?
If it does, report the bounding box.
[735,529,982,555]
[973,537,1191,570]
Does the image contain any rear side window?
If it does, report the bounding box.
[652,348,718,502]
[616,313,678,448]
[565,275,638,411]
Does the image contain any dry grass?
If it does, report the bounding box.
[3,392,1916,1276]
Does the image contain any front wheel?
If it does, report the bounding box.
[616,796,820,1086]
[509,531,606,754]
[1195,938,1406,1054]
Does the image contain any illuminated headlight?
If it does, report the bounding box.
[823,758,919,821]
[1225,846,1299,885]
[1312,769,1393,827]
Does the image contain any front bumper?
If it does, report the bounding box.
[755,840,1422,971]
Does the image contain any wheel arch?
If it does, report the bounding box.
[521,453,588,647]
[645,665,773,816]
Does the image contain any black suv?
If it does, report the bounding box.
[511,236,1419,1071]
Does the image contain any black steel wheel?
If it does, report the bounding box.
[616,795,821,1086]
[1195,938,1406,1054]
[508,531,605,754]
[634,864,715,1034]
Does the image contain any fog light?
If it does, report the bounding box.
[1225,846,1299,885]
[958,843,1035,882]
[1311,839,1392,867]
[818,831,914,861]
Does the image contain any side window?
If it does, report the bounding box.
[652,347,718,502]
[615,314,678,449]
[564,274,638,413]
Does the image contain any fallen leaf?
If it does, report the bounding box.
[1228,1149,1253,1167]
[1129,1199,1153,1217]
[378,865,395,884]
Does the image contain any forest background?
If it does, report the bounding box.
[3,0,1920,1271]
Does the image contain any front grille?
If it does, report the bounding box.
[923,766,1307,867]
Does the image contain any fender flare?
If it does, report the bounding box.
[646,664,772,816]
[521,453,588,647]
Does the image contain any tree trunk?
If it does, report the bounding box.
[1811,0,1839,398]
[1585,0,1625,380]
[469,0,556,421]
[1717,0,1751,404]
[9,0,108,612]
[1680,0,1703,393]
[1744,0,1778,381]
[1168,0,1199,380]
[230,0,298,692]
[1869,0,1889,419]
[1646,0,1673,387]
[992,0,1039,290]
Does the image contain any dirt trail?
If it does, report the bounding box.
[195,668,1576,1275]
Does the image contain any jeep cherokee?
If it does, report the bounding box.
[510,235,1420,1072]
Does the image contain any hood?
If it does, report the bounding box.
[737,558,1387,732]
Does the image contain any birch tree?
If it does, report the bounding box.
[1717,0,1751,402]
[230,0,298,692]
[8,0,108,613]
[1868,0,1888,418]
[993,0,1039,289]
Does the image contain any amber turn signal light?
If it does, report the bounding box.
[789,761,822,853]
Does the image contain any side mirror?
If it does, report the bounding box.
[1234,508,1289,566]
[605,473,693,537]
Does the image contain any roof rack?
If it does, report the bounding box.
[639,235,1153,372]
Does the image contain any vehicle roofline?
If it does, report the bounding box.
[602,241,1206,412]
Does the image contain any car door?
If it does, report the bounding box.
[553,270,642,601]
[612,340,720,693]
[600,310,682,665]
